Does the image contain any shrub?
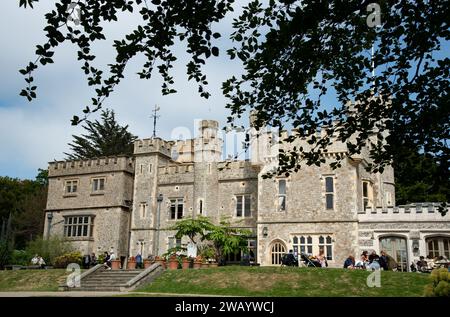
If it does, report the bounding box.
[424,268,450,297]
[25,236,73,265]
[53,251,83,268]
[10,249,32,265]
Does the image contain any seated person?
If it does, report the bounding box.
[343,255,355,269]
[416,256,428,271]
[282,250,297,266]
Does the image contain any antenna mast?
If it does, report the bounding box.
[150,104,161,138]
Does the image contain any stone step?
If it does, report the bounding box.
[69,287,123,292]
[97,271,143,275]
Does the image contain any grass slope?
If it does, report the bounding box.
[137,266,430,297]
[0,269,70,292]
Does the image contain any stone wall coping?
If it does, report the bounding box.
[358,203,448,215]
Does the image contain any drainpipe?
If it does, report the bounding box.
[125,201,133,269]
[154,194,163,256]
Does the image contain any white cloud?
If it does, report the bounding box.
[0,1,248,179]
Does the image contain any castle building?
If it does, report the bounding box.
[44,119,450,270]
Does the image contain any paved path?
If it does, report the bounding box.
[0,291,231,297]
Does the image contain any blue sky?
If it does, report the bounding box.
[0,1,249,179]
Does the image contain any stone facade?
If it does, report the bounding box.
[44,119,450,270]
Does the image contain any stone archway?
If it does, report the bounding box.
[269,240,287,265]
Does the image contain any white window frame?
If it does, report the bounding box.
[324,176,334,210]
[92,177,105,192]
[236,194,251,218]
[292,235,334,261]
[427,237,450,259]
[65,180,78,194]
[362,180,374,211]
[278,179,287,212]
[169,198,184,220]
[168,237,182,250]
[63,216,94,238]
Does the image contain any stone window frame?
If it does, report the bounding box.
[169,198,184,220]
[269,240,286,265]
[292,234,334,261]
[64,179,79,195]
[198,198,204,216]
[277,179,287,212]
[426,236,450,259]
[168,236,182,250]
[235,194,252,218]
[321,174,336,210]
[139,202,148,219]
[91,177,106,193]
[385,190,393,207]
[362,179,374,211]
[63,215,95,239]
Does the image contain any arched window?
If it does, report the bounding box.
[426,237,450,259]
[270,241,286,265]
[293,236,298,244]
[380,236,408,272]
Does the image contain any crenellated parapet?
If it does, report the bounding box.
[218,160,260,180]
[48,156,134,177]
[358,203,449,222]
[134,137,173,157]
[158,163,195,184]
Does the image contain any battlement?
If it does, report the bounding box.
[158,163,194,175]
[134,137,173,157]
[218,160,260,180]
[48,156,134,177]
[358,203,449,222]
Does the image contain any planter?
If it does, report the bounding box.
[111,259,121,270]
[155,258,166,269]
[209,262,218,268]
[168,257,179,270]
[144,259,154,269]
[193,261,202,269]
[201,262,209,269]
[181,258,190,269]
[127,260,136,270]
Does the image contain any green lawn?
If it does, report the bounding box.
[137,266,430,297]
[0,269,70,292]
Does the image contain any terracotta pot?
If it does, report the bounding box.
[144,259,153,269]
[209,262,218,268]
[155,258,166,269]
[168,258,179,270]
[127,260,136,270]
[111,259,121,270]
[193,261,202,269]
[201,262,209,269]
[181,258,190,269]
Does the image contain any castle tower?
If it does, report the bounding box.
[129,138,172,257]
[193,120,222,220]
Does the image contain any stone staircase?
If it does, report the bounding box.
[60,263,164,292]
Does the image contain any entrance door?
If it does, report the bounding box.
[380,236,408,272]
[270,241,286,265]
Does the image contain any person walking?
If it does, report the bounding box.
[136,253,143,269]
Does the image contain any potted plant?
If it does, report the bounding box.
[143,257,154,269]
[193,256,203,269]
[127,256,136,269]
[155,256,166,269]
[168,254,179,270]
[209,260,218,268]
[181,256,191,269]
[111,259,121,270]
[201,258,210,269]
